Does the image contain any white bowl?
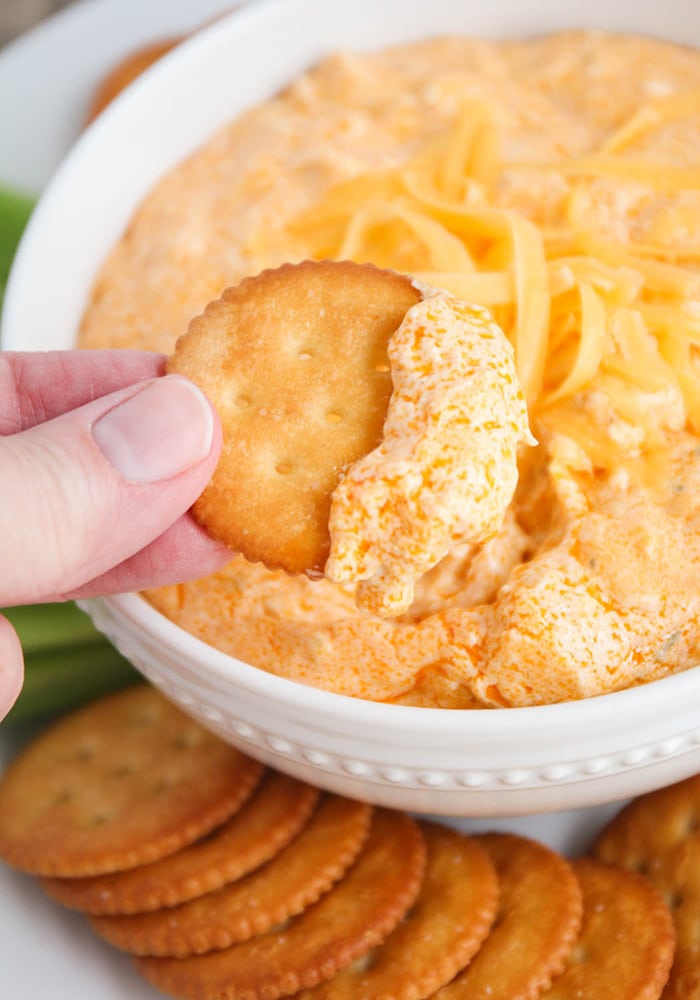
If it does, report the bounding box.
[4,0,700,817]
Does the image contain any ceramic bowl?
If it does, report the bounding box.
[4,0,700,816]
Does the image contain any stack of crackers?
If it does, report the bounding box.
[0,685,692,998]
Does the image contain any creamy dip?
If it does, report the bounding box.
[80,30,700,707]
[326,289,533,617]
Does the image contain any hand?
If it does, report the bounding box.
[0,349,232,720]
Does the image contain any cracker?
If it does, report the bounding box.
[294,822,498,1000]
[41,771,318,915]
[540,858,675,999]
[136,808,426,1000]
[593,774,700,877]
[434,832,583,1000]
[90,794,372,957]
[86,38,181,123]
[593,779,700,999]
[0,686,263,877]
[642,835,700,999]
[166,260,421,575]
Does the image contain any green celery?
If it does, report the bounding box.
[0,185,36,314]
[3,602,141,724]
[2,600,102,654]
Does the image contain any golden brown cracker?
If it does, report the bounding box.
[294,822,498,1000]
[540,858,675,1000]
[136,808,426,1000]
[166,260,422,575]
[593,774,700,877]
[91,794,372,957]
[644,835,700,999]
[86,38,182,123]
[42,771,318,915]
[0,686,263,877]
[434,832,583,1000]
[595,782,700,1000]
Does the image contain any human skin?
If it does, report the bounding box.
[0,349,231,721]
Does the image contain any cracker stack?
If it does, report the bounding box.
[0,685,682,999]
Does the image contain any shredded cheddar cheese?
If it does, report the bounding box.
[259,89,700,473]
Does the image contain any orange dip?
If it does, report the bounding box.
[80,31,700,707]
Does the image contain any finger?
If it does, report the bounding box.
[60,514,232,601]
[0,349,166,433]
[0,616,23,722]
[0,374,222,605]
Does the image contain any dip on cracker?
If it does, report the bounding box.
[168,260,532,618]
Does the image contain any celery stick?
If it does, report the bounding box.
[2,602,141,724]
[0,186,35,312]
[3,602,101,655]
[5,641,141,724]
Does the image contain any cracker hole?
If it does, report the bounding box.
[570,942,590,964]
[685,813,700,835]
[109,763,135,778]
[75,745,96,762]
[349,949,377,973]
[668,891,684,910]
[131,710,158,727]
[276,463,293,475]
[298,350,313,361]
[53,789,74,807]
[91,813,112,827]
[374,362,390,373]
[173,730,200,751]
[152,777,176,794]
[236,395,252,408]
[326,412,343,424]
[269,917,292,933]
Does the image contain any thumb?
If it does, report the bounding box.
[0,615,23,721]
[0,374,221,604]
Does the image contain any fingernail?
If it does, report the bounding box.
[93,376,214,483]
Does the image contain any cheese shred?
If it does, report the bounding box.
[258,92,700,472]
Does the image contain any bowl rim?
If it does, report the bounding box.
[6,0,700,735]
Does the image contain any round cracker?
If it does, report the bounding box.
[540,858,675,1000]
[294,822,498,1000]
[41,771,318,914]
[167,260,422,575]
[593,774,700,877]
[136,808,426,1000]
[643,835,700,999]
[434,832,583,1000]
[594,780,700,1000]
[0,686,263,877]
[91,794,372,956]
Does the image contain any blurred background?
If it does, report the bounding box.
[0,0,74,46]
